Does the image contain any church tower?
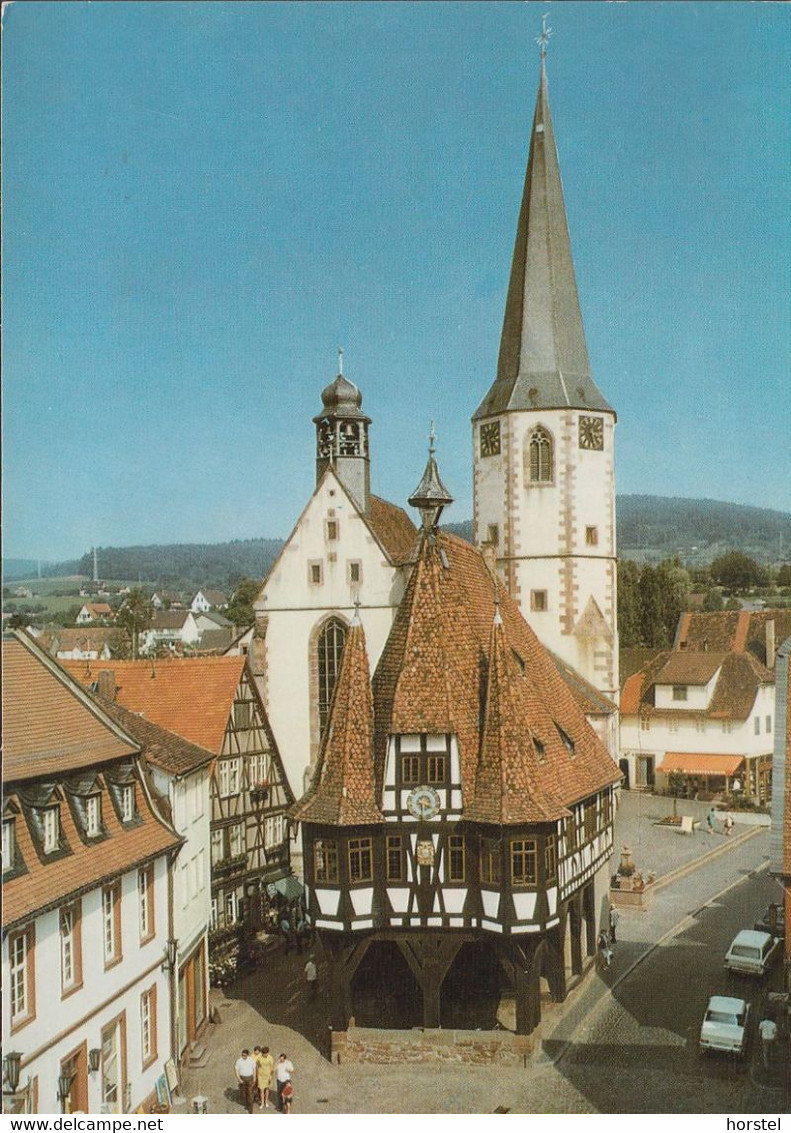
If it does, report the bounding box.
[472,51,618,702]
[313,349,372,514]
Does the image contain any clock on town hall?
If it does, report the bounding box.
[406,785,441,820]
[479,421,501,457]
[578,415,604,451]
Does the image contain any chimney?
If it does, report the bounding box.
[97,669,116,702]
[766,619,776,669]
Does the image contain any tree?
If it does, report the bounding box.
[226,578,260,628]
[710,552,768,593]
[776,564,791,588]
[639,565,667,647]
[617,560,642,647]
[115,588,154,659]
[702,588,724,612]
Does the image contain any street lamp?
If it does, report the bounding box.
[57,1073,74,1114]
[88,1049,101,1074]
[3,1054,22,1096]
[161,937,178,973]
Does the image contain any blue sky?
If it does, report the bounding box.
[3,1,789,561]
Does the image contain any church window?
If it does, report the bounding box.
[479,838,501,885]
[527,426,553,483]
[314,839,339,883]
[531,590,547,612]
[317,618,347,735]
[386,836,404,882]
[510,839,537,886]
[348,561,362,584]
[326,520,339,541]
[544,835,557,881]
[348,838,372,884]
[447,835,465,882]
[585,526,598,546]
[309,561,323,586]
[401,755,420,785]
[427,754,446,784]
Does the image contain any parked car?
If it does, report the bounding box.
[699,995,750,1055]
[724,929,781,977]
[753,903,785,937]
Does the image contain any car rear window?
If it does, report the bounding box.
[706,1010,740,1026]
[731,946,760,959]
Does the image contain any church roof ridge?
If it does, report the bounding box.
[473,61,614,421]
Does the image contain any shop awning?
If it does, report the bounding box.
[656,753,745,777]
[273,875,304,901]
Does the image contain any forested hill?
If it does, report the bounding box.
[446,495,790,565]
[4,495,789,584]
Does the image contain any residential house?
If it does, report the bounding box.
[190,590,228,614]
[769,636,791,993]
[291,456,620,1038]
[64,657,295,963]
[138,611,201,654]
[620,648,775,801]
[76,603,113,625]
[2,633,182,1114]
[151,592,185,611]
[50,627,116,661]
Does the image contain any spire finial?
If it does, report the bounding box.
[337,346,343,376]
[351,596,362,626]
[493,594,503,627]
[536,12,552,61]
[429,419,436,455]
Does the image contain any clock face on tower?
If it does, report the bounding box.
[406,785,441,821]
[479,421,501,458]
[578,416,604,451]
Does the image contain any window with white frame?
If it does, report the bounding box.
[218,759,241,797]
[189,775,204,820]
[102,884,121,964]
[60,904,80,993]
[228,823,244,858]
[138,866,154,941]
[85,795,102,837]
[265,813,285,850]
[210,828,223,864]
[120,785,135,823]
[247,753,268,788]
[210,898,218,932]
[224,890,239,924]
[3,819,15,872]
[42,806,60,853]
[140,986,156,1065]
[9,927,32,1023]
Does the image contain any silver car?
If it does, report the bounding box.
[700,995,750,1055]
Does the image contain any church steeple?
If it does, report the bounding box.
[473,60,613,420]
[313,350,372,513]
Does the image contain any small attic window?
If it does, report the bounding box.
[556,724,575,757]
[439,549,450,570]
[511,649,525,673]
[533,737,546,764]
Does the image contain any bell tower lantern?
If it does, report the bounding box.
[313,349,372,514]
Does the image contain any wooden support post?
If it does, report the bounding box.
[570,903,583,976]
[511,940,541,1036]
[396,935,463,1030]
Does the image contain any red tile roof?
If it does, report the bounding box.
[291,621,382,826]
[373,532,620,814]
[3,638,139,780]
[621,649,772,720]
[676,610,791,666]
[367,495,418,564]
[63,656,247,754]
[98,700,216,776]
[654,652,726,685]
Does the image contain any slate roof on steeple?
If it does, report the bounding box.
[290,617,383,826]
[372,530,620,811]
[473,61,614,421]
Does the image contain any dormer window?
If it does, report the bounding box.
[85,795,102,838]
[533,737,546,764]
[672,685,687,702]
[120,785,135,823]
[42,806,60,854]
[556,725,575,757]
[2,819,15,873]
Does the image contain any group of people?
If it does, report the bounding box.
[706,807,735,836]
[597,904,619,969]
[279,905,312,954]
[234,1048,295,1114]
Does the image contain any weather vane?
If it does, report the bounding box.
[337,346,343,375]
[429,419,437,454]
[536,12,553,59]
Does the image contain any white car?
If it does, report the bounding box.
[724,929,781,977]
[700,995,750,1055]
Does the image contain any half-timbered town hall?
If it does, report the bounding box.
[291,446,620,1035]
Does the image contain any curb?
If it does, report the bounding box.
[547,849,770,1068]
[650,825,761,893]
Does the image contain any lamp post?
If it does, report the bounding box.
[57,1072,74,1115]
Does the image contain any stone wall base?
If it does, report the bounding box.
[332,1026,536,1065]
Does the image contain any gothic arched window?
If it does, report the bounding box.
[527,426,553,484]
[317,618,347,736]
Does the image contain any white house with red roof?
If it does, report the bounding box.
[2,633,182,1115]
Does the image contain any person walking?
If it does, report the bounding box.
[758,1017,777,1069]
[723,813,734,837]
[706,807,716,835]
[597,930,613,969]
[304,954,318,1001]
[281,1079,294,1114]
[275,1053,294,1112]
[256,1045,274,1109]
[608,904,619,943]
[234,1048,257,1114]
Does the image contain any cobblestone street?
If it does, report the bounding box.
[181,792,786,1114]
